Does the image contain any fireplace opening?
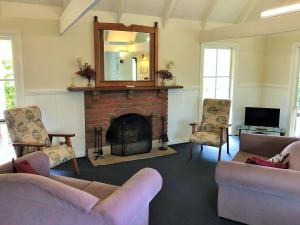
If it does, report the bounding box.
[106,113,152,156]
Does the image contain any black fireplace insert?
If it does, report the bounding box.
[106,113,152,156]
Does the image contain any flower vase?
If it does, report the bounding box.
[87,80,92,87]
[161,79,166,86]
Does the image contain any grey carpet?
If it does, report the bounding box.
[54,136,242,225]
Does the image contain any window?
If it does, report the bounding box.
[0,39,16,122]
[0,37,18,164]
[293,47,300,136]
[202,47,233,100]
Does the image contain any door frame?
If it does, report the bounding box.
[199,42,239,133]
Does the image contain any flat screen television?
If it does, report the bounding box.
[245,107,280,127]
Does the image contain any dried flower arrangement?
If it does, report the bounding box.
[76,63,96,82]
[157,69,173,85]
[76,58,96,87]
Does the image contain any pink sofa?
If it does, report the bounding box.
[216,134,300,225]
[0,152,162,225]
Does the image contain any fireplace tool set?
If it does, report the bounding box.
[94,127,104,160]
[159,115,169,150]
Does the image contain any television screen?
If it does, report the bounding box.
[245,107,280,127]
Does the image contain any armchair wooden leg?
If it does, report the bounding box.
[65,137,80,176]
[218,145,222,161]
[71,158,80,176]
[227,141,229,154]
[226,128,230,154]
[189,142,193,160]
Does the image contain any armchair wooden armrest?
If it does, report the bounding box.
[12,142,47,148]
[12,142,47,157]
[48,133,75,148]
[48,133,75,138]
[219,124,231,130]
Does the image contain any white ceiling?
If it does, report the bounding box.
[1,0,293,23]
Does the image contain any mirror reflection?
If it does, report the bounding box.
[103,30,150,81]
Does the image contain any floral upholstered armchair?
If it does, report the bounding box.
[189,99,231,161]
[4,106,79,175]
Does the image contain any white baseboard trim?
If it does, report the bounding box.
[75,152,86,158]
[168,137,190,145]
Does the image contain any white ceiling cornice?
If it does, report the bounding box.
[162,0,177,28]
[116,0,127,23]
[201,0,218,31]
[59,0,100,34]
[235,0,260,24]
[199,11,300,42]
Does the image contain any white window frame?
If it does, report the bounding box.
[0,32,24,113]
[288,42,300,136]
[199,42,239,126]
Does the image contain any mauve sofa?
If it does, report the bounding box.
[216,133,300,225]
[0,151,162,225]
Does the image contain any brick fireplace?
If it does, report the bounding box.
[84,90,168,151]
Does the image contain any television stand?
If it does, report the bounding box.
[238,125,286,137]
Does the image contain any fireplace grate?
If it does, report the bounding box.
[106,113,152,156]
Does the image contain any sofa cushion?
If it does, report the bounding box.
[12,159,39,175]
[83,181,118,200]
[233,151,268,162]
[50,175,92,190]
[246,157,289,169]
[281,141,300,171]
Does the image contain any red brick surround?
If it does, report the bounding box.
[84,90,168,149]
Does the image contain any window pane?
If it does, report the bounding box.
[0,123,15,164]
[297,78,300,108]
[216,77,230,99]
[217,49,231,77]
[0,80,16,120]
[203,78,216,99]
[203,48,216,77]
[0,40,14,79]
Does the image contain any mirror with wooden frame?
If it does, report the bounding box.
[94,17,158,87]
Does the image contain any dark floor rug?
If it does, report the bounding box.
[54,136,242,225]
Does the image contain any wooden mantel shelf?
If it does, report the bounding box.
[67,85,183,99]
[67,85,183,92]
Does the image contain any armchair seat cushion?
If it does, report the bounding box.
[42,145,76,168]
[190,131,221,146]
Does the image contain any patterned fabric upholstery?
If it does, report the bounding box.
[42,145,75,168]
[200,99,231,133]
[4,106,75,168]
[190,131,221,146]
[191,99,231,147]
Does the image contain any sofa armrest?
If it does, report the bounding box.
[216,161,300,199]
[0,151,51,176]
[0,173,99,213]
[240,134,299,157]
[93,168,162,225]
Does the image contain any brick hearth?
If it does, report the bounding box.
[84,90,168,150]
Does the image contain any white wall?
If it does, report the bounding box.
[3,2,294,157]
[225,31,300,135]
[23,91,85,157]
[0,2,204,154]
[261,31,300,134]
